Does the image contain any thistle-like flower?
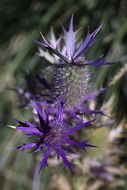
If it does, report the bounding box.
[35,16,113,110]
[10,16,114,174]
[13,98,95,173]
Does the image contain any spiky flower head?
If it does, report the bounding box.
[35,16,113,110]
[13,98,95,173]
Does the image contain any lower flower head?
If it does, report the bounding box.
[13,98,95,173]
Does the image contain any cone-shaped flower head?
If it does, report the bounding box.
[13,98,95,173]
[35,16,113,110]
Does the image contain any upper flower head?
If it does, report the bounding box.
[35,16,113,66]
[13,98,95,173]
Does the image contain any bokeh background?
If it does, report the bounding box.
[0,0,127,190]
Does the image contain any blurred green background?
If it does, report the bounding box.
[0,0,127,190]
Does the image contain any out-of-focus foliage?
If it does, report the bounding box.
[0,0,127,190]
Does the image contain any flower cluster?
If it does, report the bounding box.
[11,16,113,173]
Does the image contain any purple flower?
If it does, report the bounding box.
[13,98,95,173]
[34,16,114,110]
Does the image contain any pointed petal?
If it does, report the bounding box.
[24,120,36,128]
[91,23,103,38]
[12,116,28,127]
[67,109,81,122]
[80,107,106,116]
[33,39,48,48]
[69,15,74,31]
[16,126,42,136]
[34,34,69,64]
[57,148,74,174]
[66,139,96,150]
[40,32,52,47]
[84,57,114,66]
[33,99,51,134]
[62,16,77,59]
[39,148,52,171]
[83,87,107,102]
[50,28,61,49]
[67,120,94,135]
[34,99,47,125]
[30,141,43,153]
[74,24,102,59]
[13,143,36,151]
[61,24,67,34]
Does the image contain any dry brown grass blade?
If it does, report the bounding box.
[109,63,127,86]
